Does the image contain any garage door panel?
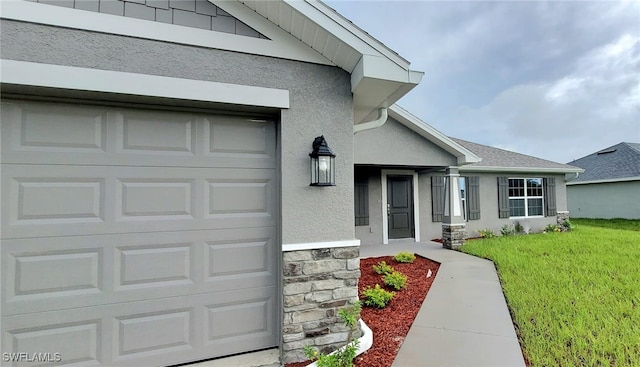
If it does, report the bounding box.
[2,228,276,316]
[1,101,108,154]
[115,309,192,358]
[117,179,195,220]
[11,249,102,298]
[116,110,196,155]
[2,166,276,239]
[2,288,277,366]
[12,178,105,224]
[206,117,274,157]
[2,102,276,169]
[3,319,102,367]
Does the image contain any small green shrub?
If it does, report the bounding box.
[560,219,573,232]
[361,284,394,308]
[393,251,416,263]
[303,302,361,367]
[543,224,561,233]
[372,260,394,275]
[514,221,524,233]
[478,228,495,238]
[383,271,408,290]
[501,224,516,236]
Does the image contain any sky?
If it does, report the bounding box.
[325,0,640,164]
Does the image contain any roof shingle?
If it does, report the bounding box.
[451,138,581,172]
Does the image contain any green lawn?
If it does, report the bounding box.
[460,219,640,367]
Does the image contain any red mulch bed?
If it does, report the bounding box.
[285,255,439,367]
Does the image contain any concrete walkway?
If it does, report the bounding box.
[360,240,526,367]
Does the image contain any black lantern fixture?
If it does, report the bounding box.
[309,135,336,186]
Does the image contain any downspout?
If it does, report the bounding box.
[353,108,388,134]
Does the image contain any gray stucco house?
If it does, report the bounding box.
[0,1,583,366]
[354,105,583,246]
[566,142,640,219]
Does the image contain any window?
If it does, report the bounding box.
[459,177,467,221]
[508,178,543,217]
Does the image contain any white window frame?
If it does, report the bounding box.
[459,177,467,222]
[508,177,545,218]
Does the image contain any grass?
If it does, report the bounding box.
[461,219,640,367]
[572,218,640,232]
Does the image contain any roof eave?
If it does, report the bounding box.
[567,176,640,185]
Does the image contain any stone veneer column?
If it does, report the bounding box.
[281,246,361,364]
[442,166,466,250]
[557,210,570,228]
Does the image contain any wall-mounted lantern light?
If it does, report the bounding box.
[309,135,336,186]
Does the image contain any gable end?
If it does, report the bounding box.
[33,0,266,38]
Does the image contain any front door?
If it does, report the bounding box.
[387,176,414,239]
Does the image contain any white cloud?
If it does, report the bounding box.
[452,32,640,162]
[327,0,640,163]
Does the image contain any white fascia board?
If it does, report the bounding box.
[290,0,411,70]
[459,166,584,174]
[388,105,481,165]
[1,0,332,66]
[282,239,360,252]
[1,60,290,109]
[566,176,640,185]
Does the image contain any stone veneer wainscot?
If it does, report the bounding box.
[281,246,361,364]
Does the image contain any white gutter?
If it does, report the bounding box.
[353,108,388,134]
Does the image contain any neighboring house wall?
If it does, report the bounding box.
[568,181,640,219]
[354,116,457,166]
[0,19,355,245]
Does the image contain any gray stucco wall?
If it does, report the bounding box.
[451,172,567,237]
[568,181,640,219]
[354,116,456,167]
[0,19,354,245]
[355,168,570,244]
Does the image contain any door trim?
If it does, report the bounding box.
[381,170,420,244]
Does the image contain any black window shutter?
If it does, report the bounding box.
[354,175,369,226]
[497,177,510,218]
[467,176,481,220]
[431,176,445,222]
[544,177,557,217]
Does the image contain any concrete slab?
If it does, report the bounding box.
[392,327,525,367]
[360,241,526,367]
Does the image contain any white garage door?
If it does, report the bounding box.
[0,100,279,366]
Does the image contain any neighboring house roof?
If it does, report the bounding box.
[452,138,583,173]
[387,105,481,165]
[566,142,640,184]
